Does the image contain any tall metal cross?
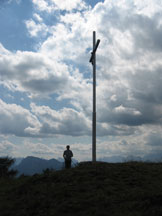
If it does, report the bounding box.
[89,31,100,162]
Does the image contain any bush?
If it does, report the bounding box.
[43,168,55,175]
[0,157,17,178]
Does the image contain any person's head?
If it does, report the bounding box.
[66,145,70,150]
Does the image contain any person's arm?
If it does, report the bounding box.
[63,151,65,159]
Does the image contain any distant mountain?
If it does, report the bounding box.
[14,157,24,165]
[124,155,142,162]
[10,157,24,170]
[99,155,124,163]
[99,155,143,163]
[14,156,63,176]
[99,154,162,163]
[57,157,78,165]
[143,153,162,162]
[13,154,162,177]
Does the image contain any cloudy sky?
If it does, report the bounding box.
[1,0,162,161]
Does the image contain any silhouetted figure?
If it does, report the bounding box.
[63,145,73,169]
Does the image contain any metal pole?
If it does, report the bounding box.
[89,31,100,162]
[92,31,96,162]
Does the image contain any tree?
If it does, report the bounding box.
[0,157,17,178]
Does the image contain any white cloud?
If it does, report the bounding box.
[32,0,88,12]
[0,99,41,137]
[30,103,91,136]
[114,105,141,116]
[24,141,55,155]
[0,99,91,138]
[0,140,17,156]
[32,0,51,12]
[33,13,43,22]
[51,0,88,11]
[0,45,73,97]
[25,19,48,37]
[0,43,10,55]
[1,0,162,160]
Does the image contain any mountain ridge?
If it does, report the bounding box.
[14,156,63,176]
[12,152,162,176]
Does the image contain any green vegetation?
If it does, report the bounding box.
[0,157,17,178]
[0,162,162,216]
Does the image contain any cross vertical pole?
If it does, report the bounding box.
[92,31,96,162]
[89,31,100,162]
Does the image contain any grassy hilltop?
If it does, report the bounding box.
[0,162,162,216]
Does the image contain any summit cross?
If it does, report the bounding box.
[89,31,100,162]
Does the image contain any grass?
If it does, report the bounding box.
[0,161,162,216]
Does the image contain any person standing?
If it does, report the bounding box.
[63,145,73,169]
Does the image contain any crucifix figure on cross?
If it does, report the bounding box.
[89,31,100,162]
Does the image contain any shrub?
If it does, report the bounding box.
[0,157,17,178]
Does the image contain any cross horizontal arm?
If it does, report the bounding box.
[89,39,100,63]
